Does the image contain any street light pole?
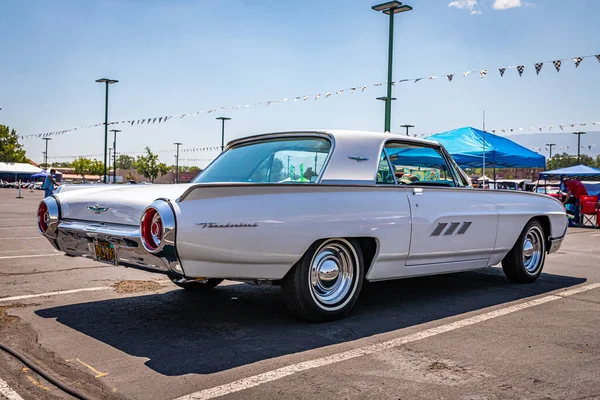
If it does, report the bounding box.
[42,138,52,168]
[572,132,586,164]
[110,129,121,183]
[216,117,231,151]
[372,1,412,132]
[400,124,415,136]
[96,78,118,183]
[174,142,183,183]
[546,143,555,169]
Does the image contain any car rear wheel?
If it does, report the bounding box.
[502,220,546,283]
[169,275,223,293]
[281,238,364,322]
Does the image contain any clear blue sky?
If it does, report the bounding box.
[1,0,598,167]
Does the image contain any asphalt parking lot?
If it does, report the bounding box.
[1,188,599,400]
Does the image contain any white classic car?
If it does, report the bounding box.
[39,130,568,321]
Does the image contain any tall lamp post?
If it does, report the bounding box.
[216,117,231,151]
[572,132,586,164]
[372,1,412,132]
[110,129,121,183]
[174,142,183,183]
[400,124,414,136]
[42,138,52,168]
[95,78,118,183]
[546,143,555,169]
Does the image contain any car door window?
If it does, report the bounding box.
[384,142,457,187]
[376,151,396,185]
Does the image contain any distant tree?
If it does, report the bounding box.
[72,158,104,181]
[0,125,28,163]
[116,154,135,169]
[135,147,169,183]
[548,153,595,169]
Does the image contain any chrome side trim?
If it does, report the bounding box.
[444,222,461,235]
[548,237,564,254]
[431,223,448,236]
[457,221,472,235]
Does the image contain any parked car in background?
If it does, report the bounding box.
[38,130,568,321]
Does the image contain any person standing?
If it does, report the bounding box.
[42,169,59,198]
[562,177,588,226]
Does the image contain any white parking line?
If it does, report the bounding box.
[0,287,112,303]
[0,377,25,400]
[0,237,44,240]
[0,254,62,260]
[174,283,600,400]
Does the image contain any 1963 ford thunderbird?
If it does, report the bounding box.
[38,130,568,321]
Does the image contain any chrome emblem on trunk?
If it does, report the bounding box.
[88,204,109,214]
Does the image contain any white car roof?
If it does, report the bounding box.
[227,129,444,184]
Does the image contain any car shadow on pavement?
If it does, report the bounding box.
[36,267,585,376]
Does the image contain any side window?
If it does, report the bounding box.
[376,151,395,185]
[384,142,457,187]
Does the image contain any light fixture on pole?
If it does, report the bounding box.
[174,142,183,183]
[546,143,555,169]
[372,1,412,132]
[400,124,414,136]
[216,117,231,151]
[42,138,52,168]
[572,132,586,164]
[110,129,121,183]
[95,78,118,183]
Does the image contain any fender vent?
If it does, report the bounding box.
[457,221,472,235]
[444,222,461,235]
[431,223,448,236]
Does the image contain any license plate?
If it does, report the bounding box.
[94,240,117,265]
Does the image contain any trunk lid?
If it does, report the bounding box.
[56,184,194,225]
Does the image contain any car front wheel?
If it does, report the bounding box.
[281,238,364,322]
[502,220,546,283]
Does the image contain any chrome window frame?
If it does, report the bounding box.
[374,148,398,185]
[382,139,458,188]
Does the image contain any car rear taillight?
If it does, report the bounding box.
[38,202,49,233]
[141,207,162,252]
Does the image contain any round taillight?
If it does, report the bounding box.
[38,202,49,233]
[141,207,162,252]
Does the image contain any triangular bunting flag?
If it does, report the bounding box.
[534,63,543,75]
[463,71,472,77]
[414,78,423,83]
[559,125,564,130]
[447,74,454,82]
[553,60,561,72]
[480,69,488,78]
[517,65,525,76]
[596,55,600,63]
[573,57,583,67]
[499,67,506,77]
[325,92,332,98]
[361,86,367,92]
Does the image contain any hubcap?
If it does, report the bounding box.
[523,227,543,274]
[309,240,357,310]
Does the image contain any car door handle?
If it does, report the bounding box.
[412,188,423,196]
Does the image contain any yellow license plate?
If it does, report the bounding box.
[94,240,116,265]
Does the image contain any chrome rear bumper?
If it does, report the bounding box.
[46,219,184,276]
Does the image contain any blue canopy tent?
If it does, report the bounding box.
[539,164,600,180]
[30,170,50,179]
[426,126,546,169]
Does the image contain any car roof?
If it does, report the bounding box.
[227,129,440,148]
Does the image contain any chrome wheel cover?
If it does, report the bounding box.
[308,239,359,311]
[523,226,544,274]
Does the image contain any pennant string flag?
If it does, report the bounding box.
[21,52,600,140]
[553,60,561,72]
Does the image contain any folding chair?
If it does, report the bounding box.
[580,195,599,228]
